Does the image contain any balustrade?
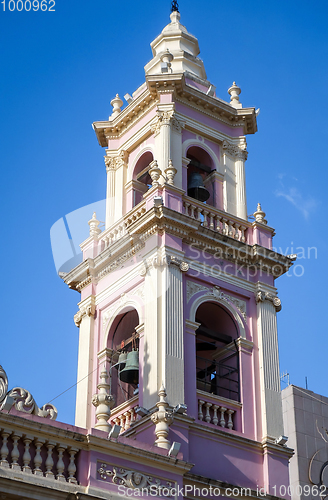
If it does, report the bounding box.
[197,398,237,430]
[110,397,139,434]
[183,197,249,244]
[0,429,78,483]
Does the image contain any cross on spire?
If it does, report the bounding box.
[171,0,179,13]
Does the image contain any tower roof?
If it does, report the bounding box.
[144,11,207,80]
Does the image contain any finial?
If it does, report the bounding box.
[88,212,101,237]
[171,0,179,12]
[110,94,123,119]
[165,159,177,185]
[92,367,115,433]
[228,82,242,109]
[253,203,267,225]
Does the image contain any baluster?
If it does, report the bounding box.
[209,213,214,230]
[56,445,66,481]
[0,430,10,468]
[45,442,55,478]
[198,400,205,421]
[11,432,22,471]
[124,411,131,430]
[228,220,234,237]
[33,438,44,476]
[129,408,135,425]
[197,207,202,222]
[212,405,219,426]
[216,215,222,233]
[190,204,196,219]
[204,402,212,423]
[227,409,234,430]
[240,226,246,243]
[114,417,120,427]
[219,407,227,428]
[22,435,33,473]
[120,414,125,431]
[221,218,228,235]
[234,224,240,240]
[184,202,190,216]
[67,448,78,484]
[203,211,209,228]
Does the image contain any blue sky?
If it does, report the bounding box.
[1,0,327,425]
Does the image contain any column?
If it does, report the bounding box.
[74,295,96,429]
[256,288,284,440]
[162,255,188,406]
[235,154,247,220]
[105,158,116,229]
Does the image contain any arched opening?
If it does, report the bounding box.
[186,146,214,203]
[195,301,240,401]
[108,309,140,407]
[131,151,154,207]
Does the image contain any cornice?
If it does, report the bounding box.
[93,88,156,146]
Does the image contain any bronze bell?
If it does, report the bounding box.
[187,172,210,202]
[119,350,139,385]
[116,352,127,371]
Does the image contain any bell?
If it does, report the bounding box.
[116,352,127,371]
[187,172,210,202]
[119,350,139,385]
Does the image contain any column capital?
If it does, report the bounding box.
[104,149,128,172]
[74,295,96,326]
[222,139,248,160]
[255,290,281,312]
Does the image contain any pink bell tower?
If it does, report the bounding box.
[62,6,294,496]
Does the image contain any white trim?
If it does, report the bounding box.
[189,293,246,338]
[129,145,155,177]
[103,299,144,350]
[182,138,221,172]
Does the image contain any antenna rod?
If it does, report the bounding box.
[171,0,179,13]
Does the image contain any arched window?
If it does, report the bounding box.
[195,302,240,402]
[108,309,140,407]
[131,151,154,207]
[186,146,215,204]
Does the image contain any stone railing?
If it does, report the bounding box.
[110,396,139,434]
[99,202,146,250]
[0,427,79,482]
[197,392,241,431]
[183,196,251,244]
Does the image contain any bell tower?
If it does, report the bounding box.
[63,6,293,495]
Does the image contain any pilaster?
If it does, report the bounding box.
[74,295,96,429]
[222,139,248,219]
[255,285,284,440]
[105,150,128,228]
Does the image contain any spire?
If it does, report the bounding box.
[144,7,207,80]
[171,0,179,12]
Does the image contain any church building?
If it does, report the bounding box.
[0,4,296,499]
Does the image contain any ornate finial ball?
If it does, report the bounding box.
[171,0,179,13]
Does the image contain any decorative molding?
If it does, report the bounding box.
[186,282,247,320]
[104,150,128,172]
[150,110,184,137]
[222,140,248,160]
[74,296,96,327]
[97,462,174,491]
[76,276,92,292]
[0,365,8,404]
[255,291,281,312]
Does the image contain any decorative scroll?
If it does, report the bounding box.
[8,387,58,420]
[97,463,174,492]
[255,291,281,312]
[222,140,248,160]
[0,365,8,404]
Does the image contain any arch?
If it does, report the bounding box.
[130,147,155,179]
[103,298,144,351]
[189,294,246,339]
[182,139,221,172]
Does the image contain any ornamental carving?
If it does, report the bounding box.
[97,463,173,492]
[150,111,184,136]
[0,365,57,419]
[186,282,247,320]
[222,140,248,160]
[255,291,281,312]
[105,150,128,172]
[74,298,96,327]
